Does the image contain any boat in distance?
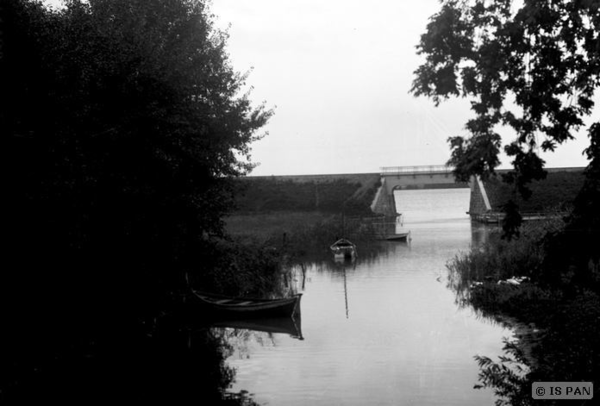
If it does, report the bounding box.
[191,290,302,319]
[330,238,357,259]
[379,231,411,241]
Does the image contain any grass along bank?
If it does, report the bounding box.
[232,175,380,216]
[447,219,600,405]
[225,211,331,243]
[225,211,388,262]
[226,174,391,261]
[188,175,387,300]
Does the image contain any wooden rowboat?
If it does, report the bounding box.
[191,290,302,319]
[330,238,356,259]
[379,231,411,241]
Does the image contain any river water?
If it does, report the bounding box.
[223,188,510,405]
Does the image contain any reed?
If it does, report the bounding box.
[448,219,562,293]
[225,211,332,243]
[447,217,600,405]
[226,211,384,260]
[191,210,383,300]
[192,238,292,298]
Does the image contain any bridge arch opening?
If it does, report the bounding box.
[392,188,471,224]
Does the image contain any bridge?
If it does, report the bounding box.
[245,164,584,222]
[379,165,463,189]
[371,165,584,221]
[370,165,468,217]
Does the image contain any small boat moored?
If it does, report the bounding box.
[191,290,302,319]
[380,231,411,242]
[330,238,357,259]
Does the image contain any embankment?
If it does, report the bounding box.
[232,173,381,215]
[227,173,385,257]
[483,168,585,212]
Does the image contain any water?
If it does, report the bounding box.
[222,188,511,405]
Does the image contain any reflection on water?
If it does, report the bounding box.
[210,317,303,340]
[220,188,513,405]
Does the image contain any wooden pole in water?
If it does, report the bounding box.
[301,263,306,290]
[343,265,349,319]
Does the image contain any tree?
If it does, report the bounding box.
[412,0,599,183]
[1,0,272,376]
[411,0,599,243]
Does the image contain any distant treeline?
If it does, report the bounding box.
[233,177,381,215]
[487,170,585,212]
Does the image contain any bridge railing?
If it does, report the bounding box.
[380,165,455,175]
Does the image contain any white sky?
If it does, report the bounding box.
[43,0,594,176]
[211,0,593,176]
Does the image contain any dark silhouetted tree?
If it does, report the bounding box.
[412,0,599,242]
[1,0,271,396]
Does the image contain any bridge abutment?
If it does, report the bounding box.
[468,176,492,215]
[370,178,398,217]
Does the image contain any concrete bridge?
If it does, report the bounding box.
[244,164,583,222]
[370,164,584,221]
[371,165,468,217]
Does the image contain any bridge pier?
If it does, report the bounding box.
[468,176,491,215]
[370,177,398,217]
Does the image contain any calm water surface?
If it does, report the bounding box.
[224,189,510,405]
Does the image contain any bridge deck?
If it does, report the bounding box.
[380,165,454,176]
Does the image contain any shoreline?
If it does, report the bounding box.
[488,312,542,371]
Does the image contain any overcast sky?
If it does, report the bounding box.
[43,0,594,176]
[211,0,593,176]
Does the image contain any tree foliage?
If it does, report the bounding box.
[412,0,600,187]
[412,0,600,240]
[0,0,271,387]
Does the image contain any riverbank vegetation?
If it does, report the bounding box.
[1,0,273,403]
[226,211,388,263]
[448,218,600,405]
[232,176,380,215]
[483,171,586,214]
[226,175,387,260]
